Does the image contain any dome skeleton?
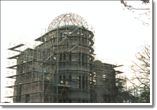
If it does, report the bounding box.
[48,13,90,32]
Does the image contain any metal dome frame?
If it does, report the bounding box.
[48,13,91,32]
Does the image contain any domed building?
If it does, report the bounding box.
[7,13,121,103]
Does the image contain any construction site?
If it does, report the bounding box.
[6,13,124,103]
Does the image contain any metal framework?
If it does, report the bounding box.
[48,13,90,32]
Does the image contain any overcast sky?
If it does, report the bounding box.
[1,1,151,103]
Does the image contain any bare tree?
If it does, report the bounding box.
[121,0,150,9]
[120,0,151,25]
[130,45,150,103]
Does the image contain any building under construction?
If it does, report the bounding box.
[7,13,123,103]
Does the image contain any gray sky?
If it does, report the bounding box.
[1,1,152,103]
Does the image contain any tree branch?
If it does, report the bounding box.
[121,0,150,10]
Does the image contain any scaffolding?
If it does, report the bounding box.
[7,13,95,103]
[6,13,124,103]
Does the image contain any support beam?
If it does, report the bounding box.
[8,54,20,59]
[8,44,24,52]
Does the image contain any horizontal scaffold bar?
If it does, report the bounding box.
[8,44,24,52]
[8,54,20,59]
